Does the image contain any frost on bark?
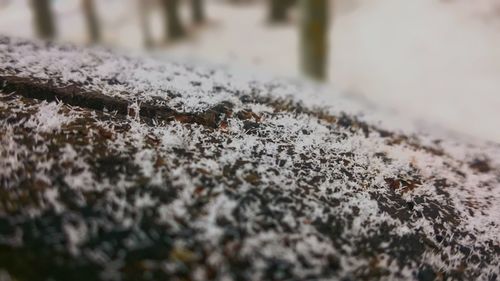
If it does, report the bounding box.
[30,0,56,39]
[300,0,329,81]
[161,0,186,40]
[82,0,101,43]
[0,36,499,281]
[138,0,154,48]
[191,0,205,24]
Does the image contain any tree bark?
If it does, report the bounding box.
[268,0,288,23]
[82,0,101,43]
[300,0,329,81]
[161,0,186,40]
[191,0,205,24]
[30,0,56,39]
[138,0,154,48]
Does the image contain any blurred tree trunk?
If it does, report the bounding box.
[138,0,154,48]
[300,0,329,81]
[30,0,56,39]
[268,0,288,22]
[82,0,101,43]
[161,0,186,40]
[191,0,205,24]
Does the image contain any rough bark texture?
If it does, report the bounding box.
[0,37,499,281]
[162,0,186,40]
[300,0,329,80]
[30,0,56,39]
[82,0,101,43]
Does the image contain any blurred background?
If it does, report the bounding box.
[0,0,499,143]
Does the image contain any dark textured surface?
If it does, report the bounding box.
[0,37,499,281]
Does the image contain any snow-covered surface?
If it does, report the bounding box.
[0,37,499,281]
[1,0,499,143]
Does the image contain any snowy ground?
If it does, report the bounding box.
[0,0,499,143]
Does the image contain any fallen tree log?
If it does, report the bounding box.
[0,36,499,281]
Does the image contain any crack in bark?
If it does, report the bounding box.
[0,75,232,128]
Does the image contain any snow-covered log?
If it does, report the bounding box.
[0,36,499,281]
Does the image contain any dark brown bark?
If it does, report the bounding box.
[30,0,56,39]
[161,0,186,40]
[300,0,329,81]
[82,0,101,43]
[0,75,230,129]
